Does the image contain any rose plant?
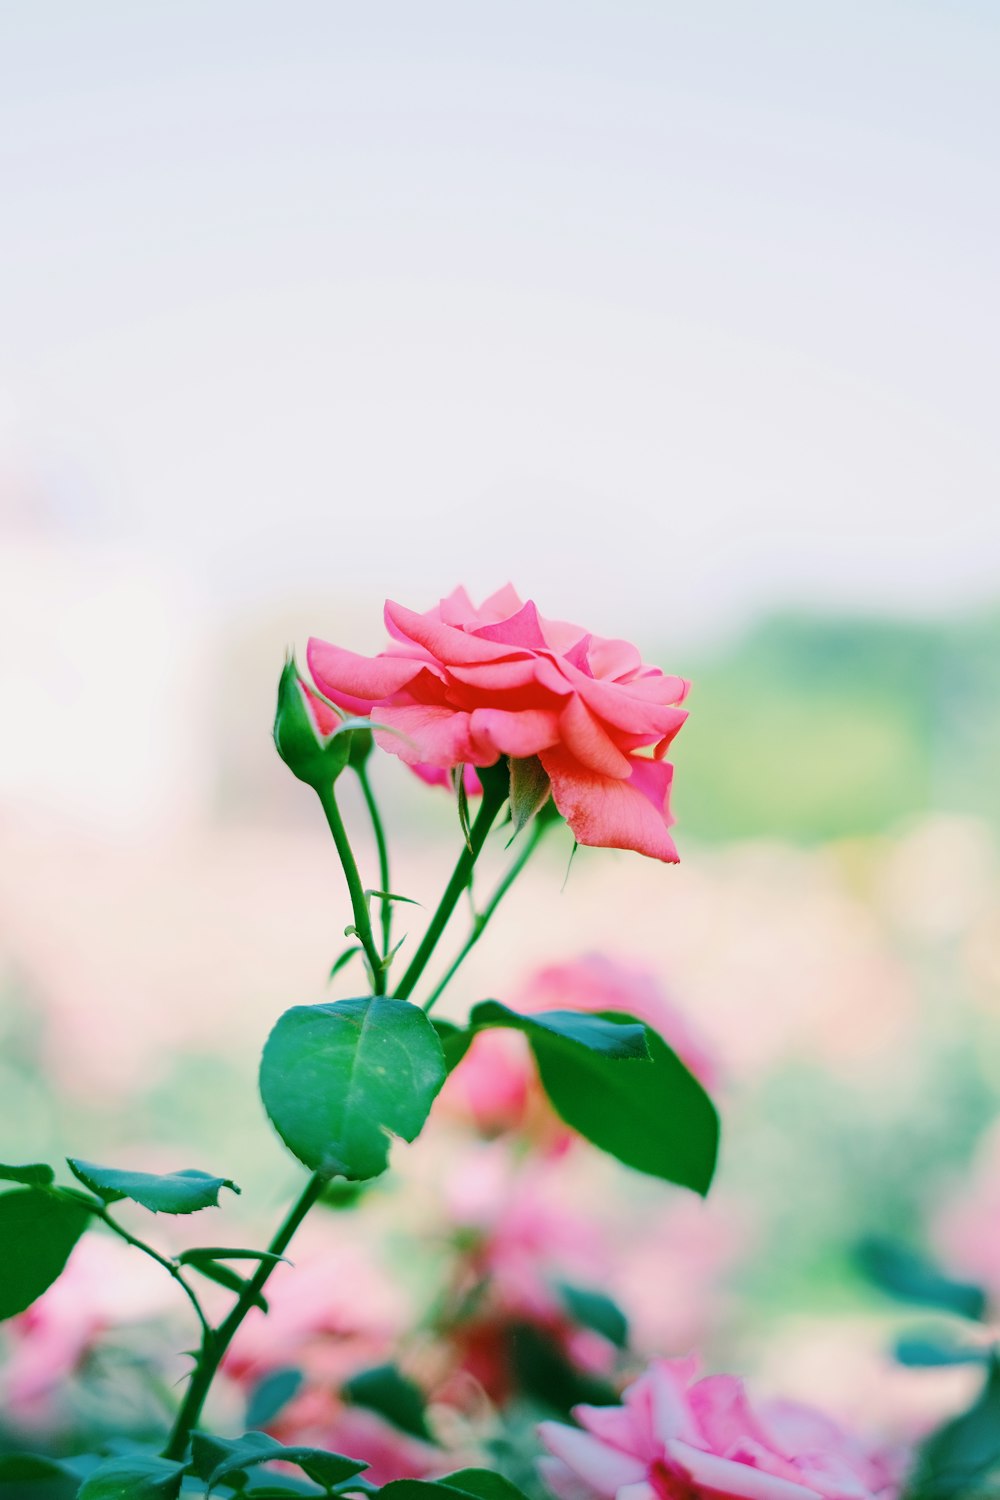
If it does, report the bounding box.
[0,588,977,1499]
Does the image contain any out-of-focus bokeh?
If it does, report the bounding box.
[2,0,999,1476]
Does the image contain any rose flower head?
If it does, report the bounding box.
[539,1356,906,1500]
[308,587,689,861]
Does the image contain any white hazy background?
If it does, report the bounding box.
[0,0,998,826]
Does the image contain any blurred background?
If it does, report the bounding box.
[2,0,999,1481]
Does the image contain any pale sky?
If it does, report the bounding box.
[1,0,998,644]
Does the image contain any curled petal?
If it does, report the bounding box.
[538,1423,647,1499]
[541,751,679,863]
[372,704,478,768]
[469,707,561,760]
[385,600,530,665]
[664,1440,821,1500]
[307,638,432,705]
[558,695,633,779]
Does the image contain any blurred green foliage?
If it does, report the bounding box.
[673,610,1000,841]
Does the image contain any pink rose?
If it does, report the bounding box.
[300,679,479,794]
[539,1357,906,1500]
[308,586,689,862]
[1,1235,172,1428]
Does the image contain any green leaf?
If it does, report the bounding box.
[77,1455,185,1499]
[0,1162,55,1187]
[431,1019,474,1073]
[379,1477,528,1500]
[241,1485,325,1499]
[468,1001,649,1061]
[379,1488,464,1500]
[193,1431,367,1492]
[0,1453,77,1481]
[329,946,363,980]
[443,1472,531,1500]
[259,998,447,1180]
[506,1010,718,1194]
[342,1362,432,1440]
[857,1238,987,1322]
[0,1188,89,1320]
[557,1281,629,1348]
[178,1247,287,1267]
[896,1332,988,1368]
[507,1322,617,1414]
[365,890,421,908]
[182,1256,268,1310]
[507,755,551,836]
[246,1366,304,1428]
[66,1161,240,1214]
[910,1358,1000,1499]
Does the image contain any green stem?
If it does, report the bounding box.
[357,764,392,959]
[317,782,386,994]
[422,816,549,1014]
[96,1207,211,1340]
[162,1172,325,1461]
[393,780,508,1002]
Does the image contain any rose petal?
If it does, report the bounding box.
[541,750,679,862]
[690,1376,774,1458]
[538,1422,648,1499]
[307,638,433,705]
[372,703,478,768]
[385,600,530,665]
[469,706,561,759]
[664,1440,822,1500]
[471,600,549,649]
[558,695,633,779]
[537,1456,599,1500]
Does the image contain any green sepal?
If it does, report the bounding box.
[507,755,551,836]
[0,1187,90,1320]
[67,1160,240,1214]
[259,998,447,1180]
[273,656,351,789]
[342,1362,432,1440]
[348,725,374,767]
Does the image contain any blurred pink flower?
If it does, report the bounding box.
[932,1118,1000,1307]
[267,1388,446,1485]
[441,953,715,1138]
[539,1356,906,1500]
[224,1232,409,1388]
[308,585,689,861]
[1,1233,172,1427]
[436,1142,616,1402]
